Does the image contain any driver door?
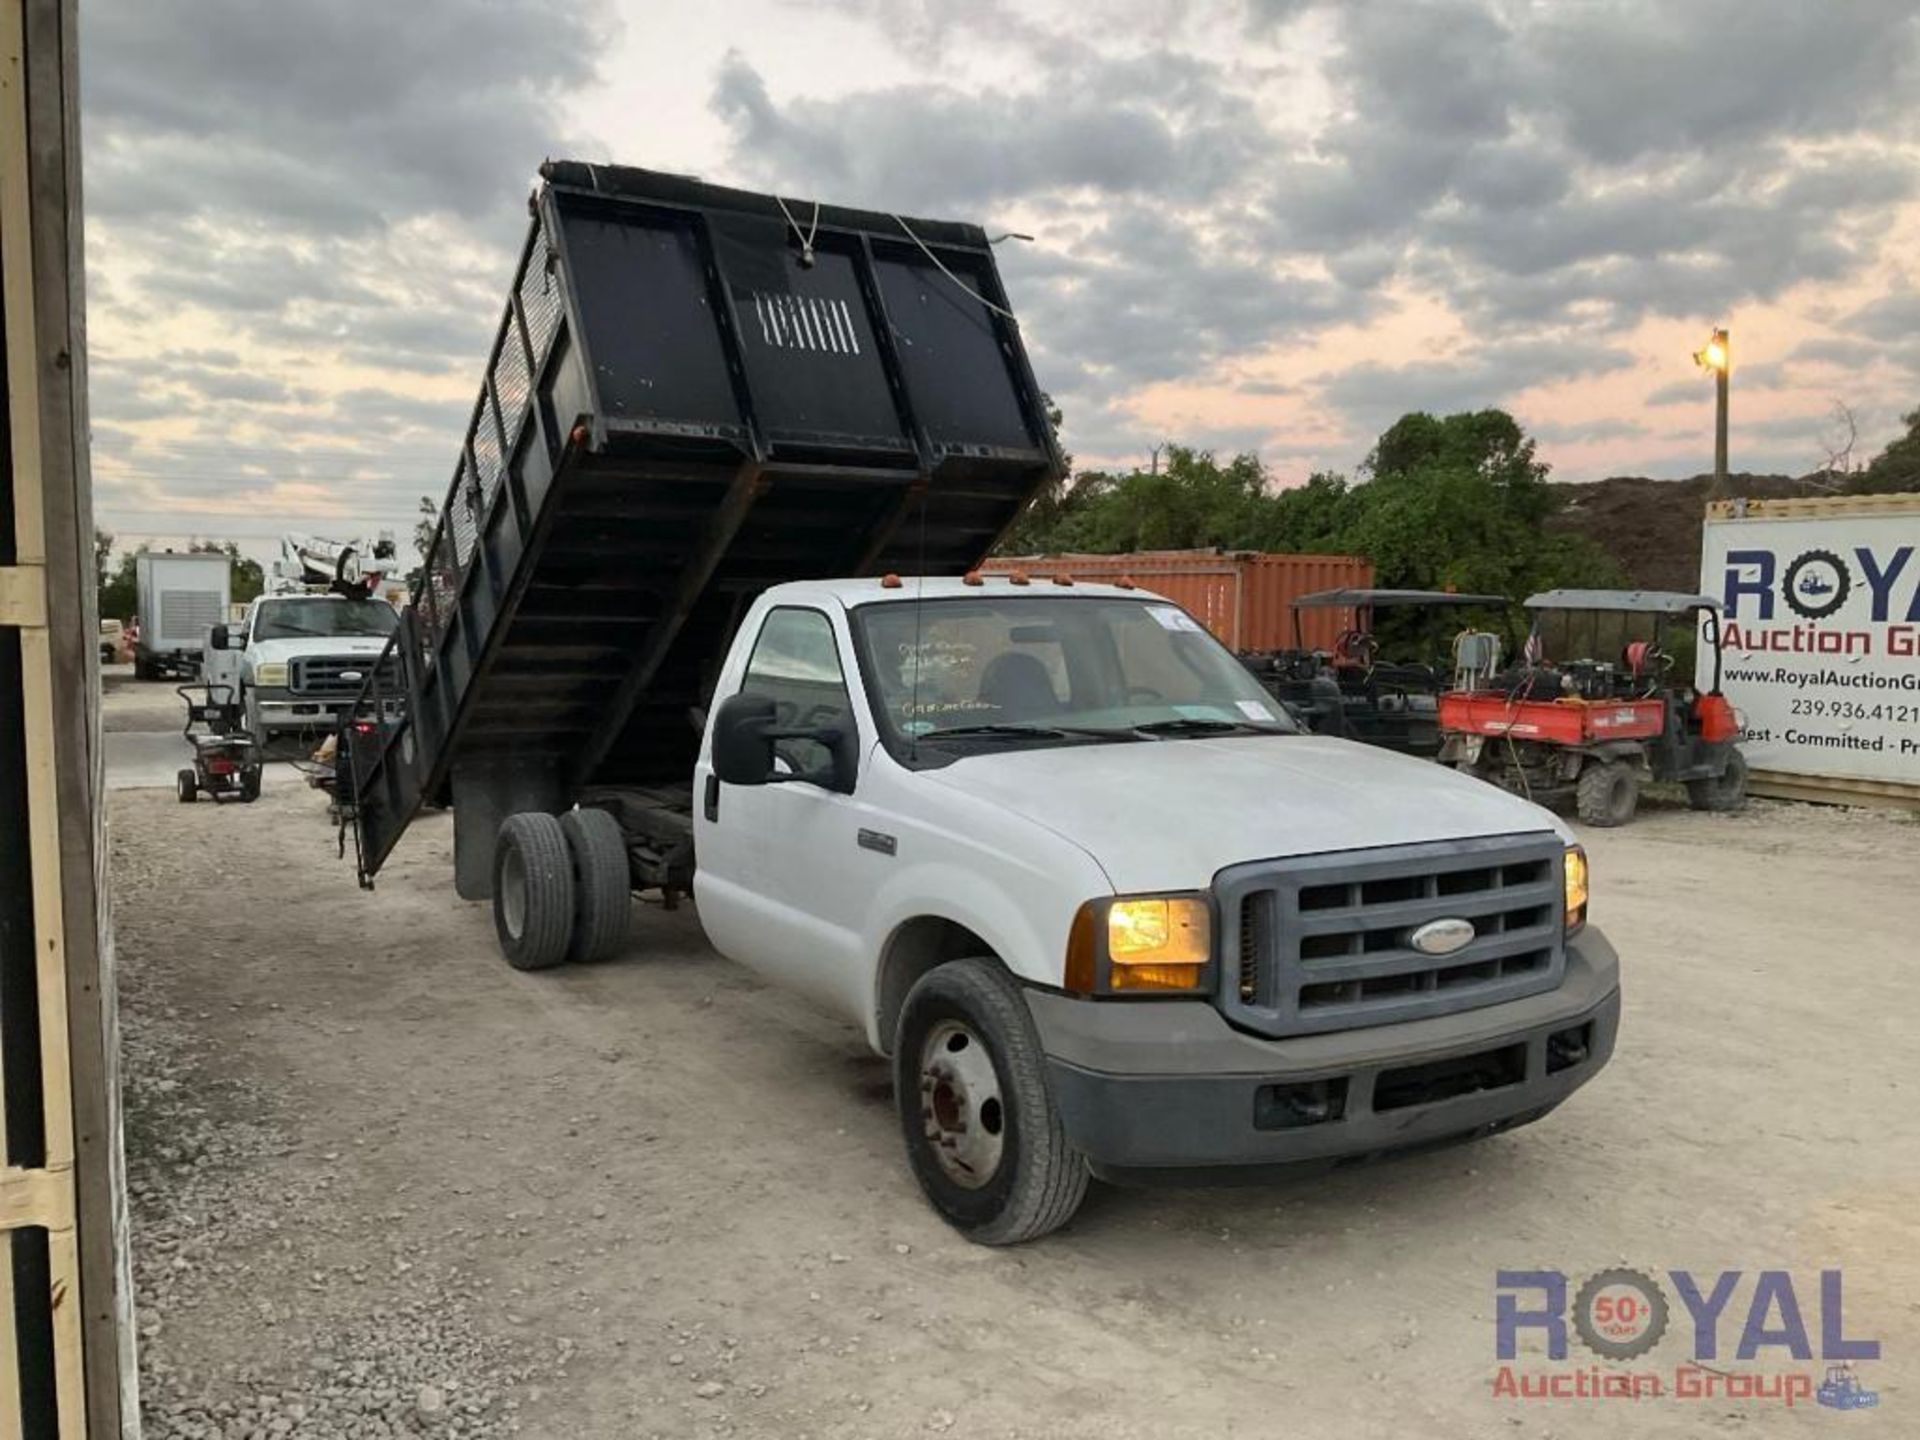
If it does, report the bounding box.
[694,605,874,1020]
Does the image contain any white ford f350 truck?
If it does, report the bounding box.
[692,578,1614,1241]
[340,162,1617,1245]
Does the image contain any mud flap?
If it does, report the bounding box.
[451,758,566,900]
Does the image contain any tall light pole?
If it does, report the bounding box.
[1694,327,1730,498]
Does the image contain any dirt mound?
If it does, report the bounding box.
[1549,472,1825,591]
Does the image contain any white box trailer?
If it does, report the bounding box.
[133,550,230,679]
[1700,492,1920,808]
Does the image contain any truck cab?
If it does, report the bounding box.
[212,593,402,741]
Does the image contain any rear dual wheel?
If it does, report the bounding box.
[491,810,632,971]
[560,808,632,964]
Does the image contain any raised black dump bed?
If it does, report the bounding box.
[344,161,1060,895]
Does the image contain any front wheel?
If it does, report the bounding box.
[893,958,1088,1246]
[175,769,197,804]
[1687,748,1749,812]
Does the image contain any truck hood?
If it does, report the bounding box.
[923,735,1570,892]
[247,636,391,667]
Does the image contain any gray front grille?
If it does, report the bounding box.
[1218,833,1567,1037]
[290,654,400,698]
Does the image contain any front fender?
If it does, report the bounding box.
[858,851,1109,1050]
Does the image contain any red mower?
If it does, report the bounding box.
[1437,589,1746,827]
[175,682,263,804]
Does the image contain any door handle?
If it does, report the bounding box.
[704,773,720,822]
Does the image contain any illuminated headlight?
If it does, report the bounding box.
[1564,845,1589,932]
[1066,895,1212,994]
[254,662,289,687]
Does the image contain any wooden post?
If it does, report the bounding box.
[1,0,131,1435]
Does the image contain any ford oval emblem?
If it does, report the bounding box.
[340,669,364,683]
[1410,917,1475,956]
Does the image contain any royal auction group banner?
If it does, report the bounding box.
[1701,497,1920,787]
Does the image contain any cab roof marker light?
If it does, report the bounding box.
[1052,574,1074,586]
[1009,571,1031,586]
[962,570,984,587]
[1116,575,1136,590]
[881,573,904,589]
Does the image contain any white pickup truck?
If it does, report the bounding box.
[475,577,1618,1244]
[208,593,403,741]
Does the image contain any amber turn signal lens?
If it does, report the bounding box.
[1109,961,1205,992]
[1064,903,1099,994]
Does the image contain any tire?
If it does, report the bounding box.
[559,807,632,964]
[492,813,576,971]
[1687,748,1748,812]
[893,958,1088,1246]
[238,767,262,803]
[1575,759,1639,827]
[175,769,197,804]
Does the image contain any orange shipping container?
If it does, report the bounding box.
[982,549,1373,652]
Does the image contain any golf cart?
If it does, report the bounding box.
[1437,589,1746,827]
[1240,587,1510,757]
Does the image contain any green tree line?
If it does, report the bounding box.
[1854,406,1920,494]
[1001,408,1624,599]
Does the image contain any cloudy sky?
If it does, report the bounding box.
[83,0,1920,557]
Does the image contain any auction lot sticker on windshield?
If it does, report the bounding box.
[1702,504,1920,786]
[1148,605,1204,632]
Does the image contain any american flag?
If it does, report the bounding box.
[1522,625,1544,666]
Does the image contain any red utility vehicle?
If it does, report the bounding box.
[1438,589,1746,827]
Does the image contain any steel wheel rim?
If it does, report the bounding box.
[500,847,528,939]
[917,1020,1005,1189]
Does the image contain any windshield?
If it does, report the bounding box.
[251,597,398,642]
[852,595,1297,748]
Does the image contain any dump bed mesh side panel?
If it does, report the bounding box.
[449,456,481,569]
[472,391,505,511]
[494,319,532,455]
[519,255,563,371]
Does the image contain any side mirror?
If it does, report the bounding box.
[711,692,858,793]
[713,693,778,786]
[210,624,233,650]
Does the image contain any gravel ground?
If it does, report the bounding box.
[106,678,1919,1438]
